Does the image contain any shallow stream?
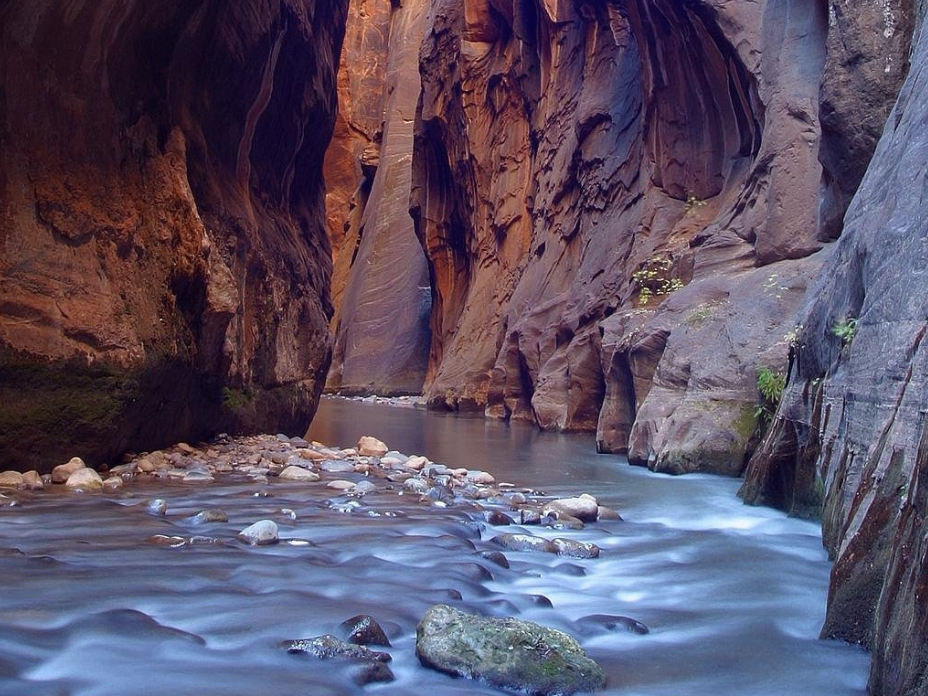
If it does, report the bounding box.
[0,397,869,695]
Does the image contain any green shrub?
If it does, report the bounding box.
[632,255,683,306]
[831,318,858,347]
[755,368,786,428]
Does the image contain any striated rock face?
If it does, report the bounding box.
[742,10,928,693]
[324,0,431,396]
[410,0,911,475]
[0,1,346,472]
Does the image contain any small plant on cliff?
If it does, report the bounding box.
[632,255,683,306]
[831,317,858,348]
[222,387,253,412]
[683,194,707,217]
[755,368,786,429]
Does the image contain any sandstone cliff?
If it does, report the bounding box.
[324,0,432,396]
[0,0,346,472]
[408,0,912,476]
[741,7,928,692]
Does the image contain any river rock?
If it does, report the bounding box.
[492,533,556,554]
[352,661,395,686]
[191,509,228,524]
[65,468,103,491]
[0,471,23,488]
[596,506,623,521]
[320,459,355,473]
[183,468,214,483]
[353,480,377,495]
[356,436,388,457]
[405,455,428,471]
[237,520,279,546]
[22,471,43,490]
[477,551,510,569]
[483,510,513,526]
[279,466,320,482]
[146,535,188,547]
[283,634,391,662]
[466,470,496,485]
[327,480,356,491]
[342,615,392,647]
[552,539,601,559]
[416,605,605,695]
[52,457,86,483]
[146,498,168,515]
[543,495,599,523]
[576,614,649,636]
[102,476,123,491]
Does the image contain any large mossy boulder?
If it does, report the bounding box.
[416,605,605,695]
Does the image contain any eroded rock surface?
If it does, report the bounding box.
[0,1,346,471]
[408,0,911,477]
[324,0,431,396]
[741,12,928,693]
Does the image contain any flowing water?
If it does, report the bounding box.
[0,397,869,696]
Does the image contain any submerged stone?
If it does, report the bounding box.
[416,605,605,695]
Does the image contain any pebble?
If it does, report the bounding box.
[320,459,354,473]
[65,468,103,492]
[278,466,320,482]
[543,495,599,523]
[103,476,124,491]
[356,436,388,457]
[22,471,43,490]
[237,520,279,546]
[341,615,392,647]
[52,457,86,483]
[0,471,24,488]
[191,509,228,524]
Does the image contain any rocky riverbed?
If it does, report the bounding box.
[0,401,872,695]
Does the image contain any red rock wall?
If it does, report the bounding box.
[323,0,432,396]
[409,0,912,476]
[0,0,347,472]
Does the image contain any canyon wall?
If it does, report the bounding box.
[741,7,928,693]
[324,0,432,396]
[0,0,346,472]
[407,0,912,476]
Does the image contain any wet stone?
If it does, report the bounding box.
[146,498,168,515]
[342,615,392,647]
[191,509,228,524]
[576,614,649,636]
[278,466,320,482]
[320,460,354,473]
[477,550,510,569]
[237,520,279,546]
[283,634,391,662]
[552,538,600,559]
[352,661,395,686]
[483,510,514,526]
[492,533,556,554]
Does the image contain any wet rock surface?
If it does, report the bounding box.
[416,604,606,695]
[741,13,928,694]
[0,0,346,473]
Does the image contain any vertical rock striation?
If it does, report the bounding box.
[324,0,432,396]
[742,6,928,693]
[409,0,909,475]
[0,0,347,472]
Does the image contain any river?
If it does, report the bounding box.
[0,397,870,695]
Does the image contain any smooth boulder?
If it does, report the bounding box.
[416,605,605,695]
[357,436,388,457]
[65,468,103,491]
[52,457,86,483]
[237,520,279,546]
[279,466,320,482]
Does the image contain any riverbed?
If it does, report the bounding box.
[0,397,870,695]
